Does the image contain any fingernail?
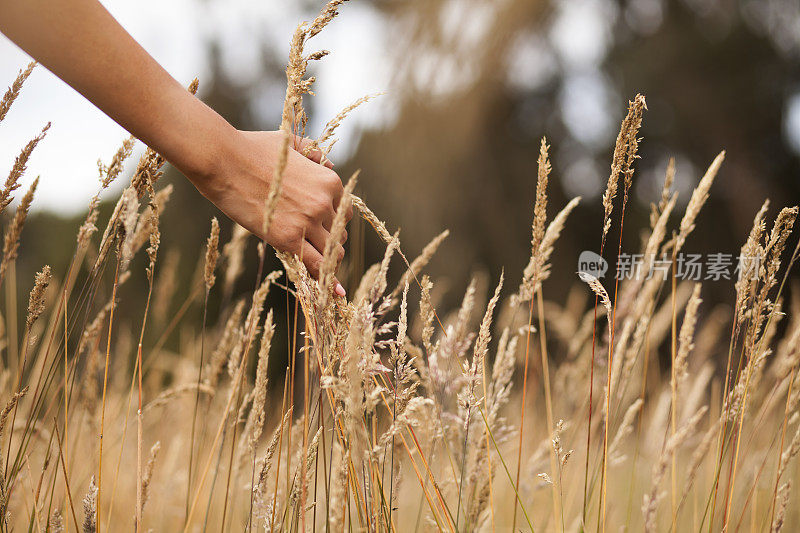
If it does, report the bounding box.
[335,283,346,297]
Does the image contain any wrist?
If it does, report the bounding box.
[167,93,242,191]
[187,125,240,186]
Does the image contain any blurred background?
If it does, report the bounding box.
[1,0,799,348]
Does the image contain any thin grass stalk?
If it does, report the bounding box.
[95,248,121,533]
[44,455,59,531]
[322,395,333,532]
[135,345,143,533]
[624,314,654,531]
[718,341,753,528]
[670,246,678,522]
[722,437,739,527]
[313,394,325,532]
[723,349,759,527]
[480,344,497,533]
[513,295,535,531]
[104,328,147,532]
[62,288,69,533]
[403,427,452,532]
[389,347,398,529]
[536,286,560,529]
[187,216,218,523]
[708,310,744,530]
[584,277,605,528]
[703,409,744,531]
[700,341,748,529]
[135,262,156,531]
[479,407,535,532]
[24,459,43,533]
[201,379,239,530]
[730,397,790,531]
[184,218,219,526]
[185,287,209,525]
[764,239,800,526]
[300,318,311,532]
[31,415,55,517]
[709,199,761,531]
[286,256,301,516]
[3,265,20,481]
[220,389,241,531]
[5,261,19,385]
[269,369,290,532]
[770,369,798,526]
[6,296,43,480]
[600,183,632,533]
[52,421,78,531]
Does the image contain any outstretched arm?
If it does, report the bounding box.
[0,0,350,292]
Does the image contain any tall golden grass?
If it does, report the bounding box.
[0,2,799,531]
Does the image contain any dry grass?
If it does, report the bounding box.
[0,2,799,531]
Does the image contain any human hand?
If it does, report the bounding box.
[0,0,354,293]
[193,130,352,295]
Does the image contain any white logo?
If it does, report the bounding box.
[578,250,608,279]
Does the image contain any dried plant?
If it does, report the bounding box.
[204,217,220,290]
[0,4,798,532]
[0,61,35,123]
[0,176,39,279]
[25,265,51,330]
[1,123,49,213]
[82,476,98,533]
[601,94,646,242]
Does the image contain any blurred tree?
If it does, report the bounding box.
[346,0,800,310]
[16,0,800,352]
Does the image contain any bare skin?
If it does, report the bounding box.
[0,0,350,293]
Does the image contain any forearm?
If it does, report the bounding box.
[0,0,235,183]
[0,0,351,283]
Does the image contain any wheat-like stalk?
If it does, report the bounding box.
[1,5,799,532]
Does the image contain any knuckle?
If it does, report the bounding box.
[313,197,331,218]
[285,225,304,246]
[323,169,343,190]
